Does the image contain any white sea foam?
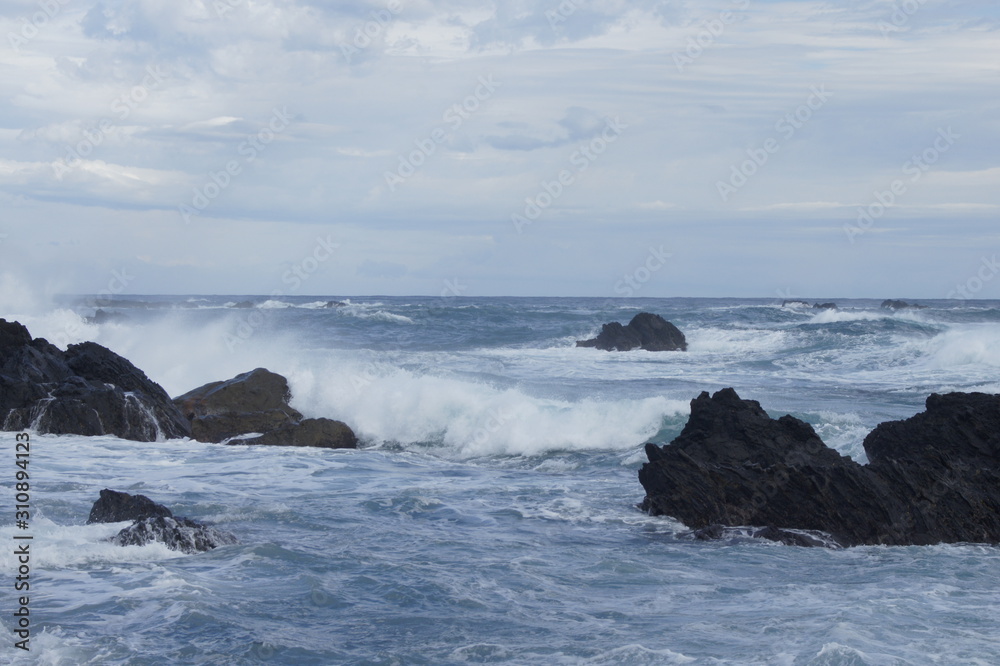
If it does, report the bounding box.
[922,324,1000,368]
[686,327,791,354]
[286,358,689,457]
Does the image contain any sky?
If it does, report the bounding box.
[0,0,998,299]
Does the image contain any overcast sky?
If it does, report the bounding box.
[0,0,997,299]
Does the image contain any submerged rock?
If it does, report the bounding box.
[881,299,927,310]
[812,302,838,310]
[576,313,687,352]
[89,489,237,554]
[174,368,357,448]
[0,319,190,441]
[638,388,1000,547]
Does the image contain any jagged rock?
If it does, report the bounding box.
[174,368,357,449]
[576,313,687,352]
[781,300,811,308]
[638,388,1000,547]
[881,299,927,310]
[324,301,347,308]
[112,516,238,554]
[88,489,237,553]
[87,488,173,524]
[813,302,838,310]
[0,319,190,441]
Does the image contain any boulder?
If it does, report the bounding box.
[638,388,1000,547]
[87,488,173,524]
[88,489,237,554]
[0,319,190,441]
[576,313,687,352]
[174,368,357,449]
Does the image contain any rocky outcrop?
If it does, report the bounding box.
[87,488,173,524]
[576,313,687,352]
[638,388,1000,547]
[812,302,837,310]
[173,368,357,449]
[88,489,237,554]
[881,299,927,310]
[0,319,190,441]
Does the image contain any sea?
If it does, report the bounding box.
[2,295,1000,665]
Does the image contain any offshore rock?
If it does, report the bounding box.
[87,488,173,524]
[638,388,1000,547]
[576,313,687,352]
[89,489,237,554]
[0,319,190,441]
[881,299,927,310]
[174,368,357,448]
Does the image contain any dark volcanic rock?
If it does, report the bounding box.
[813,302,838,310]
[576,313,687,352]
[234,417,358,449]
[89,489,237,553]
[781,300,811,308]
[87,488,173,524]
[881,299,927,310]
[0,319,190,441]
[112,516,238,554]
[174,368,357,449]
[638,388,1000,547]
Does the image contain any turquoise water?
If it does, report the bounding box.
[3,297,1000,664]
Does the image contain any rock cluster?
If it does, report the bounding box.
[88,489,237,554]
[639,388,1000,547]
[577,313,687,352]
[173,368,357,449]
[0,319,190,440]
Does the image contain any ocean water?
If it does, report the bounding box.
[3,296,1000,665]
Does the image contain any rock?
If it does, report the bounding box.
[576,313,687,352]
[89,489,237,553]
[781,300,811,308]
[87,488,173,524]
[233,417,358,449]
[638,388,1000,547]
[881,299,927,310]
[324,300,347,308]
[812,302,838,310]
[84,309,126,324]
[174,368,357,448]
[112,516,238,554]
[0,320,190,441]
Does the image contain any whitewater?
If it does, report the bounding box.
[2,295,1000,664]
